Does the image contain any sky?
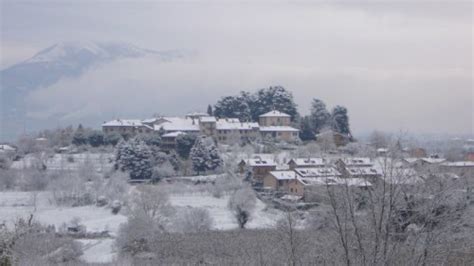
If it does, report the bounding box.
[1,0,473,136]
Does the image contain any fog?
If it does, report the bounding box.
[1,1,472,135]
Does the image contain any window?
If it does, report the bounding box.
[290,188,293,192]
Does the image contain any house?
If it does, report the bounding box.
[288,158,327,170]
[335,157,373,168]
[467,152,474,162]
[0,144,16,153]
[263,171,297,192]
[315,130,351,147]
[238,157,277,181]
[409,148,427,158]
[102,119,153,135]
[161,131,185,152]
[440,161,474,178]
[288,176,372,202]
[103,110,299,145]
[258,111,299,142]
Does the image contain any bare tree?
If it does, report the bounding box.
[228,185,257,229]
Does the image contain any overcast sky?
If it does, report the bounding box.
[1,0,472,136]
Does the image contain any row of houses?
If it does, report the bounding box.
[239,157,382,201]
[102,110,300,147]
[240,156,474,202]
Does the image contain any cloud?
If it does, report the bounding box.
[3,1,473,135]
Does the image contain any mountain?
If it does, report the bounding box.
[0,41,188,141]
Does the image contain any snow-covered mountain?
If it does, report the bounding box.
[0,41,189,141]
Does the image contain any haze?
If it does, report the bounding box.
[1,0,472,136]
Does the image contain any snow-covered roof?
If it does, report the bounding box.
[259,126,299,132]
[242,158,277,167]
[0,144,16,151]
[289,158,326,167]
[259,110,291,118]
[340,157,372,167]
[153,117,200,132]
[441,161,474,167]
[297,177,372,187]
[420,158,446,164]
[269,171,297,180]
[200,116,217,123]
[295,167,341,178]
[216,120,259,130]
[186,112,208,117]
[102,119,143,127]
[380,174,424,185]
[347,166,380,176]
[403,158,420,164]
[162,131,186,138]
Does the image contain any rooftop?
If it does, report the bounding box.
[269,171,297,180]
[295,167,341,177]
[243,158,277,167]
[102,119,144,127]
[298,177,372,187]
[259,126,299,132]
[289,158,326,166]
[259,110,291,118]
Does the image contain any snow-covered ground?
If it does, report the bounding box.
[0,191,126,264]
[0,187,282,264]
[170,193,282,230]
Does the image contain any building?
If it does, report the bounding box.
[335,157,380,181]
[238,157,277,181]
[288,158,327,170]
[263,171,297,192]
[160,131,185,152]
[102,119,153,135]
[102,110,299,144]
[258,111,299,142]
[288,176,372,201]
[315,130,351,147]
[0,144,16,153]
[440,161,474,178]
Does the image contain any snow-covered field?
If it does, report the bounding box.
[0,187,282,264]
[170,193,282,230]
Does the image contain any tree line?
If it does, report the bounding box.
[208,86,352,141]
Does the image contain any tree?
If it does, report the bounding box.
[299,116,315,141]
[251,86,299,121]
[214,95,251,121]
[207,104,213,116]
[310,99,330,134]
[176,208,214,233]
[176,134,197,159]
[116,138,153,180]
[87,130,105,147]
[189,136,223,175]
[72,124,88,146]
[138,133,161,147]
[369,130,389,149]
[330,106,351,135]
[228,186,257,229]
[104,131,122,146]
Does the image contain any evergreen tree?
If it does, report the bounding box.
[251,86,299,121]
[105,132,122,146]
[190,136,222,175]
[207,104,213,116]
[214,96,251,121]
[116,138,153,180]
[72,124,88,146]
[176,134,198,159]
[310,98,330,134]
[331,105,351,135]
[87,130,105,147]
[299,116,316,141]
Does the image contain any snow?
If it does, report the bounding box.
[242,157,278,167]
[441,161,474,167]
[216,120,259,130]
[153,117,200,132]
[0,144,16,152]
[102,119,143,127]
[0,191,126,264]
[259,126,299,132]
[259,110,291,117]
[297,177,372,187]
[268,171,297,180]
[78,239,117,263]
[295,167,342,178]
[169,193,282,230]
[289,158,326,167]
[340,157,373,167]
[162,131,185,138]
[11,152,114,172]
